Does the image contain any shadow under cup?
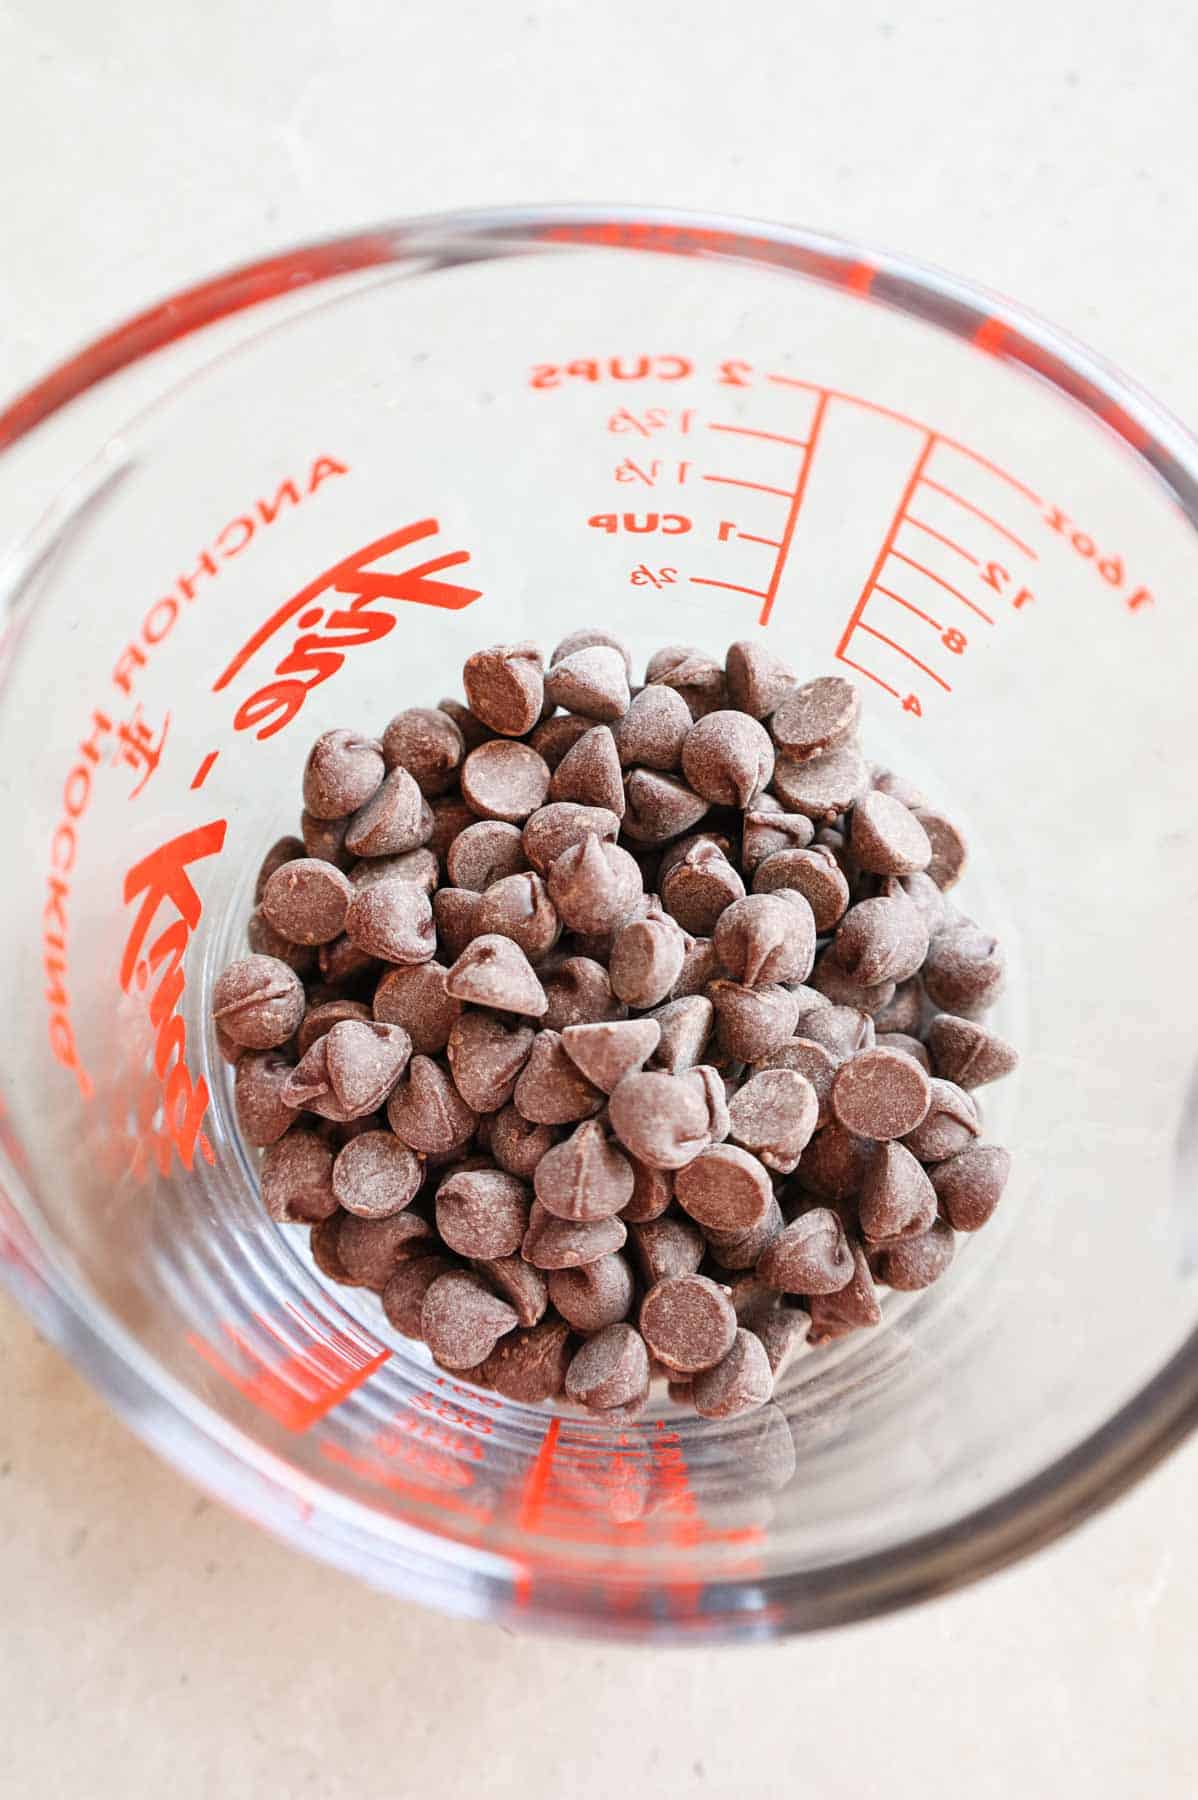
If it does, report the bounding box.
[0,207,1196,1640]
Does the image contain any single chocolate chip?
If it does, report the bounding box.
[262,858,353,946]
[462,641,545,737]
[880,869,946,934]
[703,1194,785,1271]
[646,996,713,1073]
[437,696,493,752]
[751,846,850,932]
[261,1127,338,1222]
[771,676,860,762]
[307,1212,361,1286]
[514,1030,604,1125]
[806,1245,882,1342]
[724,639,796,719]
[446,934,548,1016]
[422,1270,519,1368]
[831,1046,932,1140]
[691,1329,774,1418]
[344,767,431,858]
[482,1317,573,1402]
[549,724,626,817]
[339,1205,438,1288]
[604,914,684,1011]
[714,892,815,987]
[302,729,385,820]
[661,841,745,936]
[446,1012,535,1113]
[741,801,816,875]
[796,1005,875,1063]
[301,809,352,869]
[461,739,551,824]
[926,1014,1019,1089]
[797,1122,875,1200]
[549,1253,635,1332]
[213,955,306,1049]
[427,795,483,862]
[533,1119,634,1221]
[387,1054,479,1155]
[877,1032,931,1070]
[474,871,561,961]
[435,1167,531,1259]
[529,711,595,769]
[872,978,924,1035]
[901,1079,980,1161]
[372,962,462,1055]
[754,1037,839,1128]
[560,1018,660,1093]
[922,924,1005,1016]
[255,836,307,902]
[872,766,928,811]
[299,999,373,1062]
[246,906,317,975]
[235,1051,300,1146]
[547,835,642,936]
[757,1208,854,1295]
[930,1144,1012,1231]
[489,1104,556,1179]
[345,878,436,964]
[349,847,440,897]
[682,710,775,807]
[835,896,930,986]
[771,744,869,820]
[858,1140,938,1243]
[520,1201,627,1269]
[871,1217,955,1290]
[332,1130,422,1219]
[283,1019,412,1120]
[445,822,530,899]
[727,1068,818,1174]
[640,1274,737,1373]
[612,683,692,771]
[474,1254,549,1328]
[755,1307,811,1377]
[913,810,967,890]
[565,1322,650,1410]
[541,955,625,1030]
[522,801,620,875]
[621,1159,674,1223]
[551,625,634,676]
[382,1255,457,1336]
[670,936,720,999]
[808,951,896,1017]
[622,769,710,844]
[544,646,631,722]
[709,980,800,1063]
[608,1069,711,1170]
[849,789,932,877]
[381,707,465,796]
[676,1144,773,1232]
[431,888,482,960]
[644,644,726,717]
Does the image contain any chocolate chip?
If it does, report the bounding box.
[930,1144,1012,1231]
[332,1130,422,1218]
[533,1119,634,1220]
[463,641,545,736]
[675,1144,772,1232]
[771,676,860,762]
[521,1201,627,1269]
[474,1254,549,1328]
[622,769,709,844]
[724,639,796,719]
[529,711,595,769]
[283,1019,411,1120]
[461,739,551,824]
[372,962,462,1055]
[754,1037,839,1127]
[246,907,316,975]
[551,625,634,676]
[757,1208,854,1294]
[438,696,494,752]
[560,1018,660,1092]
[302,729,385,820]
[831,1046,932,1140]
[922,924,1005,1016]
[381,707,465,796]
[913,809,967,890]
[808,951,896,1017]
[489,1104,556,1179]
[345,878,436,964]
[431,887,483,960]
[871,1217,955,1290]
[741,801,816,874]
[343,766,431,858]
[877,1032,932,1071]
[422,1270,519,1368]
[901,1079,980,1161]
[609,913,687,1009]
[548,723,626,817]
[349,847,440,897]
[549,1253,635,1332]
[446,933,548,1016]
[446,1012,534,1113]
[235,1052,300,1147]
[262,858,353,946]
[426,795,478,860]
[434,1167,531,1259]
[255,836,307,902]
[514,1029,603,1125]
[703,1193,784,1271]
[880,869,946,934]
[261,1126,337,1221]
[472,871,560,961]
[755,1307,811,1377]
[681,710,774,807]
[382,1255,456,1336]
[660,840,745,935]
[522,801,620,876]
[620,1159,674,1223]
[806,1245,882,1342]
[691,1329,774,1418]
[685,1064,731,1146]
[714,892,815,987]
[608,1069,711,1170]
[850,789,932,876]
[213,955,306,1049]
[316,935,378,989]
[301,809,352,869]
[858,1140,937,1243]
[872,978,924,1035]
[644,644,726,717]
[646,996,713,1073]
[670,936,720,999]
[547,835,642,936]
[541,955,625,1030]
[709,980,800,1062]
[872,766,928,811]
[565,1323,650,1410]
[640,1274,737,1373]
[541,646,632,724]
[727,1068,818,1173]
[387,1054,478,1155]
[482,1317,573,1402]
[925,1014,1019,1089]
[797,1122,875,1200]
[795,1005,874,1062]
[835,896,930,986]
[612,683,692,771]
[771,744,869,820]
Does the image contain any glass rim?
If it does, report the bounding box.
[2,202,1197,1640]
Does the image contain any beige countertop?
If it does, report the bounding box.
[2,2,1197,1793]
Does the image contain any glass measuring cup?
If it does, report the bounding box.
[1,204,1197,1641]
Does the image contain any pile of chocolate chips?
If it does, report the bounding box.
[212,631,1016,1422]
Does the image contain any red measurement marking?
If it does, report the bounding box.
[707,422,809,450]
[889,548,995,625]
[514,1417,562,1607]
[839,654,901,699]
[689,578,770,599]
[904,515,978,564]
[973,315,1009,355]
[320,1441,491,1522]
[737,531,783,548]
[875,584,942,631]
[859,621,952,691]
[836,433,936,662]
[759,391,829,627]
[918,476,1038,559]
[702,474,795,499]
[190,1305,390,1434]
[190,750,219,790]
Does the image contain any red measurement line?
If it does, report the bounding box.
[836,432,936,659]
[759,390,829,627]
[738,532,782,548]
[689,578,770,599]
[918,477,1038,558]
[513,1418,562,1608]
[190,750,219,789]
[875,583,942,631]
[839,654,901,700]
[859,621,952,691]
[703,475,795,499]
[889,549,994,624]
[904,515,978,564]
[766,375,1042,505]
[708,423,809,449]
